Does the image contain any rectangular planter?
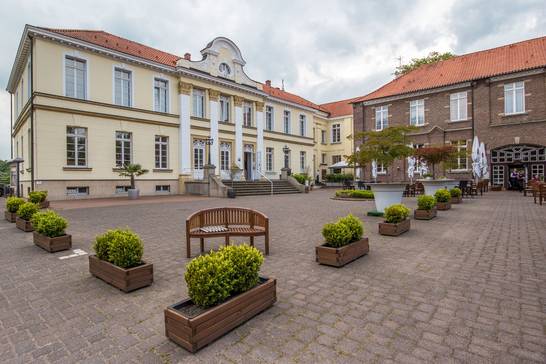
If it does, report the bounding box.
[451,196,462,204]
[33,232,72,253]
[16,217,33,232]
[89,255,153,292]
[378,219,410,236]
[5,211,16,223]
[316,238,369,267]
[491,185,502,191]
[39,201,50,209]
[414,208,437,220]
[437,202,451,210]
[165,277,276,353]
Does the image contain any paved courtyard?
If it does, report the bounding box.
[1,189,545,363]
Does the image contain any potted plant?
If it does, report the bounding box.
[89,228,153,292]
[348,126,416,213]
[316,214,369,267]
[378,203,410,236]
[29,190,49,209]
[434,189,452,210]
[450,187,462,204]
[414,195,437,220]
[165,244,275,353]
[31,210,72,252]
[5,196,25,222]
[16,202,39,232]
[118,164,149,200]
[414,145,459,195]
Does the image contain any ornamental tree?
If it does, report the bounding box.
[118,163,149,189]
[412,145,457,179]
[395,51,455,76]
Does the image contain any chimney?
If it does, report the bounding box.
[265,80,271,87]
[184,53,191,61]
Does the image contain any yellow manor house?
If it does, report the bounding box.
[6,25,354,200]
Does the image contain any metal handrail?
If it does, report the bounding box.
[256,168,273,195]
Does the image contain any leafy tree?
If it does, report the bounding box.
[118,163,148,189]
[413,145,457,179]
[395,51,455,76]
[0,160,10,185]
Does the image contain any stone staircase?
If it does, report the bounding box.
[221,179,302,196]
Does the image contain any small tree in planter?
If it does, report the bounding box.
[413,145,456,179]
[5,196,25,222]
[31,210,71,252]
[378,203,410,236]
[29,191,49,209]
[118,164,149,200]
[165,244,276,353]
[316,214,369,267]
[414,195,437,220]
[434,189,452,210]
[16,202,39,232]
[89,228,153,292]
[450,187,462,204]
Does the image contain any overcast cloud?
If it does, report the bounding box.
[1,0,545,159]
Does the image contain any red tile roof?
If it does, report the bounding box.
[261,83,327,112]
[40,27,180,67]
[353,36,546,103]
[320,97,360,118]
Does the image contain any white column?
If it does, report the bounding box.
[234,96,244,169]
[255,101,265,175]
[178,81,192,174]
[209,90,220,169]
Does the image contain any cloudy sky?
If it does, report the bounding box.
[1,0,545,159]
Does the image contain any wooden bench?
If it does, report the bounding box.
[186,207,269,258]
[533,183,546,205]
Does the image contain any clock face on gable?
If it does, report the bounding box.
[218,62,231,77]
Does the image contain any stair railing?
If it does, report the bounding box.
[256,168,274,195]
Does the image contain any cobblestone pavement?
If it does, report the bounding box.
[0,190,545,363]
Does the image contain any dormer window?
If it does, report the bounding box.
[219,63,231,77]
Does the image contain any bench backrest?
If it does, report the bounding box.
[187,207,268,230]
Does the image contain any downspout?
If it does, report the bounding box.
[471,81,476,137]
[10,93,13,158]
[29,34,34,192]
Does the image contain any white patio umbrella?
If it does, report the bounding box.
[479,142,489,179]
[371,160,378,181]
[471,135,481,179]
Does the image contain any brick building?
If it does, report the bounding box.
[352,36,546,188]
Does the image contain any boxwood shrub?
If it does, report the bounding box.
[322,213,364,248]
[335,190,374,199]
[93,229,144,269]
[6,196,25,213]
[31,210,68,237]
[384,204,410,224]
[325,173,353,183]
[185,244,264,308]
[417,195,436,211]
[28,191,48,204]
[17,202,39,221]
[450,187,462,198]
[434,189,451,203]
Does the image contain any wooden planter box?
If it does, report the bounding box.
[414,208,437,220]
[451,196,462,204]
[33,232,72,253]
[437,201,451,210]
[165,277,276,353]
[378,219,410,236]
[16,217,33,232]
[39,201,50,209]
[89,255,153,292]
[4,211,16,223]
[316,238,369,267]
[491,185,502,191]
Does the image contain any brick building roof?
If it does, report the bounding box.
[320,97,360,117]
[353,36,546,103]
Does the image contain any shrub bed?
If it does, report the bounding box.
[325,173,353,183]
[335,190,374,199]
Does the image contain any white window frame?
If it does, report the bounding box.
[450,140,468,171]
[504,82,525,115]
[410,99,425,126]
[192,89,205,118]
[220,142,231,172]
[266,147,274,172]
[300,151,306,172]
[115,131,132,167]
[66,127,88,167]
[14,90,19,116]
[155,135,169,169]
[265,106,274,131]
[153,77,169,113]
[66,186,89,196]
[113,66,133,107]
[321,130,326,144]
[375,105,388,131]
[299,114,306,136]
[193,140,205,171]
[492,165,504,186]
[376,161,386,175]
[283,110,291,134]
[63,52,89,100]
[155,185,171,193]
[331,124,341,143]
[450,92,468,121]
[219,95,230,122]
[243,102,253,127]
[531,164,545,180]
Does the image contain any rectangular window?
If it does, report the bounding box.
[114,68,132,106]
[375,105,388,130]
[66,186,89,196]
[266,147,274,171]
[66,127,87,166]
[321,130,326,144]
[27,129,31,165]
[243,102,252,127]
[450,92,467,121]
[377,162,386,174]
[154,78,168,112]
[492,165,504,186]
[283,110,291,134]
[265,106,274,130]
[504,82,525,115]
[332,155,342,164]
[219,96,230,122]
[192,89,205,118]
[321,153,326,164]
[27,62,31,100]
[451,140,468,170]
[65,56,86,99]
[15,90,19,116]
[193,142,204,170]
[300,151,306,172]
[155,136,168,169]
[220,144,230,172]
[155,185,170,192]
[332,124,341,143]
[410,99,425,126]
[115,131,132,167]
[115,185,130,194]
[531,164,545,180]
[299,115,306,136]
